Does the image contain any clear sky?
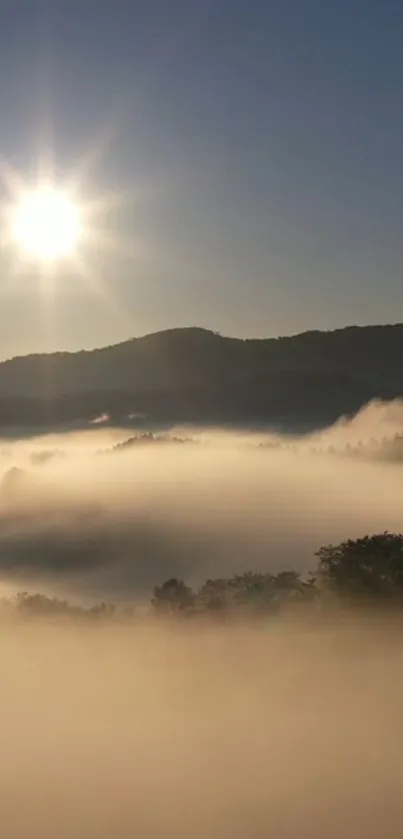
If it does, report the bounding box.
[0,0,402,357]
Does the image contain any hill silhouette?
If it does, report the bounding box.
[0,323,402,429]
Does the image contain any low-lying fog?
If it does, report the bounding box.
[1,619,403,838]
[1,399,403,837]
[0,398,401,601]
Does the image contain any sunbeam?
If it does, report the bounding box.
[71,253,134,331]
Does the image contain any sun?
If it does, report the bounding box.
[10,187,82,262]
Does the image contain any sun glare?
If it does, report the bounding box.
[0,144,136,328]
[10,188,82,261]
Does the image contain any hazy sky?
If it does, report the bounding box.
[0,0,402,357]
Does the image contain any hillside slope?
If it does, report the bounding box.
[0,324,401,428]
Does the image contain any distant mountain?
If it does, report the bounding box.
[0,324,402,430]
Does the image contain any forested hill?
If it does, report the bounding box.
[0,323,401,428]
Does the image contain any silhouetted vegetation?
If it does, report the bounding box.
[106,433,197,454]
[3,532,403,622]
[258,431,403,461]
[317,533,403,601]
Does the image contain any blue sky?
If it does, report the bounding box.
[0,0,402,356]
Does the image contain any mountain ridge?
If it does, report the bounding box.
[4,321,403,363]
[0,322,402,429]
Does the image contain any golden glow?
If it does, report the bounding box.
[0,121,143,336]
[10,188,82,262]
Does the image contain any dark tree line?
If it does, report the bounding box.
[2,532,403,621]
[152,570,317,617]
[316,533,403,600]
[151,532,403,618]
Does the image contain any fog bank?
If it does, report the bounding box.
[0,400,402,600]
[0,619,402,838]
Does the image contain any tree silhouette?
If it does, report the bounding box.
[196,570,316,616]
[6,530,403,624]
[316,532,403,600]
[197,578,229,612]
[151,578,195,615]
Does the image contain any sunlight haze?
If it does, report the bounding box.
[0,2,401,836]
[0,0,401,356]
